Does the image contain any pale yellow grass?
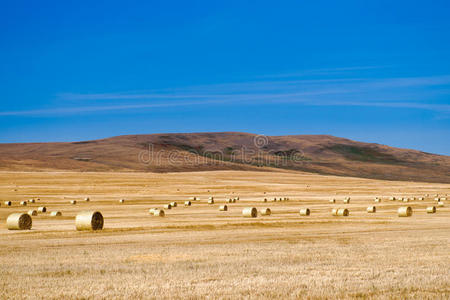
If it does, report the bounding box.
[0,170,449,299]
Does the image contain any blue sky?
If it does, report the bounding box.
[1,0,450,155]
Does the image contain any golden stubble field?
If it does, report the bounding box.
[0,170,449,299]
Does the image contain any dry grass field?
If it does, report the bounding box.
[1,170,449,299]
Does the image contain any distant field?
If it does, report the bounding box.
[0,170,449,299]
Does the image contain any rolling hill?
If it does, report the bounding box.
[0,132,449,183]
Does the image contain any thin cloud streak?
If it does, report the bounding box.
[1,96,449,117]
[58,78,365,100]
[307,100,450,111]
[60,89,353,102]
[3,73,450,117]
[0,100,228,116]
[59,75,450,101]
[255,66,388,79]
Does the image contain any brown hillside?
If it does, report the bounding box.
[0,132,449,183]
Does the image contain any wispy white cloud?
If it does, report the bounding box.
[306,100,450,111]
[59,74,450,101]
[2,72,450,117]
[2,96,449,117]
[255,66,388,79]
[0,100,227,116]
[57,78,363,100]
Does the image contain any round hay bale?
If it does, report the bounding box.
[148,208,159,214]
[260,208,271,216]
[398,206,412,217]
[272,197,277,202]
[337,208,349,216]
[208,196,214,200]
[84,197,90,202]
[434,197,440,201]
[374,198,381,203]
[153,209,165,217]
[329,198,336,203]
[28,199,35,203]
[164,204,172,209]
[262,198,267,202]
[367,206,376,213]
[4,201,11,206]
[75,211,104,231]
[184,201,191,206]
[219,205,228,211]
[119,199,125,203]
[37,206,47,213]
[208,199,214,204]
[278,197,283,202]
[6,213,32,230]
[27,210,37,216]
[438,201,444,207]
[170,202,177,207]
[403,198,409,202]
[231,198,236,203]
[343,198,350,204]
[299,208,310,216]
[70,200,77,205]
[20,201,27,206]
[235,197,240,201]
[189,196,197,201]
[418,197,424,201]
[426,206,436,214]
[50,211,62,217]
[242,207,257,218]
[389,197,396,201]
[331,208,339,216]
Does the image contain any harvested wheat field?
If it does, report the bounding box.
[0,170,449,299]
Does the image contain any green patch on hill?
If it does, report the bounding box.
[327,144,403,164]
